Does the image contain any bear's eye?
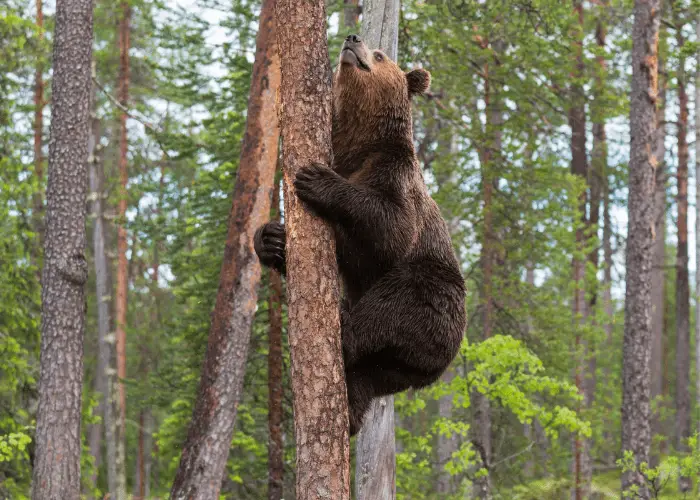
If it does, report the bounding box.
[374,52,384,62]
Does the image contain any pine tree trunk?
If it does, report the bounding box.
[354,2,400,499]
[568,3,589,498]
[620,0,660,496]
[473,49,503,499]
[114,3,130,497]
[673,10,691,491]
[32,0,45,251]
[275,0,350,497]
[695,17,700,450]
[169,0,281,496]
[587,12,607,455]
[268,174,285,500]
[30,0,93,496]
[602,132,615,466]
[650,53,666,463]
[87,62,105,494]
[343,0,360,28]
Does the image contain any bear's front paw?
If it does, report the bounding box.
[254,221,286,275]
[293,163,338,209]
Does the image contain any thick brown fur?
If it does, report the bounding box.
[255,35,466,436]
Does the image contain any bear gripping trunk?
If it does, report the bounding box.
[275,1,351,499]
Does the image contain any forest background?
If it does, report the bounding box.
[3,0,700,498]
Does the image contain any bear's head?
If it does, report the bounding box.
[332,34,430,154]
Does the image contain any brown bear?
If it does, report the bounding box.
[254,34,466,436]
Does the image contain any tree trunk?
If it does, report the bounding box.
[620,0,660,496]
[275,0,350,498]
[343,0,360,28]
[30,0,93,496]
[695,17,700,450]
[32,0,45,251]
[568,2,589,498]
[88,80,119,496]
[436,367,457,494]
[650,52,666,462]
[587,11,606,444]
[354,2,400,499]
[169,1,281,496]
[87,61,105,494]
[268,174,285,500]
[114,3,131,497]
[673,8,691,491]
[473,46,503,499]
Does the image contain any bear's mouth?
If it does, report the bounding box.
[340,48,371,72]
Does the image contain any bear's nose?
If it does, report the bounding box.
[346,34,361,44]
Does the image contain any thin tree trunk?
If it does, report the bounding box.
[435,127,459,495]
[437,367,457,494]
[473,47,503,499]
[620,0,660,496]
[135,165,162,499]
[673,9,691,490]
[268,174,284,500]
[276,0,350,497]
[32,0,45,251]
[568,2,589,498]
[601,129,615,466]
[587,11,606,443]
[355,2,400,499]
[113,3,131,496]
[30,0,93,496]
[87,61,105,495]
[169,1,281,496]
[343,0,360,28]
[650,52,666,463]
[695,17,700,450]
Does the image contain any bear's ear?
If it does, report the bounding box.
[406,68,431,97]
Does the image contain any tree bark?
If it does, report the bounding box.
[30,0,93,496]
[169,0,281,496]
[672,7,691,491]
[275,0,350,498]
[650,51,666,462]
[354,2,400,499]
[621,0,659,496]
[268,174,285,500]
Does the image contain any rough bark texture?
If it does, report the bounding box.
[276,0,350,498]
[268,175,284,500]
[169,1,281,497]
[621,0,659,496]
[30,0,93,496]
[354,2,400,499]
[650,53,666,459]
[672,12,691,491]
